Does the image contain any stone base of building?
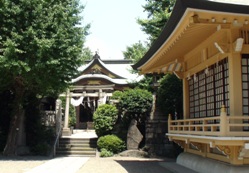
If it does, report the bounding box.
[177,152,249,173]
[145,120,182,157]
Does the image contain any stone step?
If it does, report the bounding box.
[56,137,97,157]
[58,143,97,148]
[59,138,97,144]
[56,150,96,157]
[57,146,96,151]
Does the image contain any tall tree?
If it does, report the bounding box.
[123,0,176,65]
[137,0,175,43]
[82,47,94,61]
[135,0,183,119]
[0,0,89,155]
[123,41,148,64]
[157,74,183,118]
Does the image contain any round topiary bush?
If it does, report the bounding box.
[93,104,118,137]
[97,134,126,154]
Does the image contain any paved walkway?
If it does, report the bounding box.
[26,157,89,173]
[0,156,196,173]
[76,156,197,173]
[62,130,98,139]
[0,130,197,173]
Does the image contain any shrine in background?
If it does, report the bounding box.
[61,52,141,135]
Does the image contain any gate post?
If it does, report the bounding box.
[62,89,71,136]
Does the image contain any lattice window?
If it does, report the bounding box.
[189,58,229,118]
[242,55,249,131]
[241,55,249,130]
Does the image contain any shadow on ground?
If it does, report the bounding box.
[115,159,176,173]
[0,155,50,161]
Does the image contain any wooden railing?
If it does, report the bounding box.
[168,105,249,137]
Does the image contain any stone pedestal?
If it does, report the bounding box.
[62,128,71,136]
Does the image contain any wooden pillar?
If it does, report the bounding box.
[228,53,243,130]
[220,105,228,136]
[183,78,190,119]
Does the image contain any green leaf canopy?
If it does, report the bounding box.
[0,0,90,95]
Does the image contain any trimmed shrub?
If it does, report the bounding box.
[118,88,152,123]
[100,148,114,157]
[93,104,118,137]
[111,91,123,100]
[97,134,125,154]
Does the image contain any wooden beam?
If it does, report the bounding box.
[71,85,114,90]
[60,92,113,97]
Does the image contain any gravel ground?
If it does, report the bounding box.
[0,156,50,173]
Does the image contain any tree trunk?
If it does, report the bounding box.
[3,77,25,156]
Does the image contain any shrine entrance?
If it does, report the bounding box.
[61,85,114,135]
[77,97,97,129]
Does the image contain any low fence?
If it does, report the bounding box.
[168,105,249,137]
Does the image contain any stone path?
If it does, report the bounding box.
[76,157,197,173]
[25,157,89,173]
[0,156,48,173]
[0,155,197,173]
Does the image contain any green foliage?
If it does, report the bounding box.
[69,111,76,128]
[118,89,153,125]
[60,96,76,127]
[93,104,118,137]
[111,91,123,100]
[0,0,90,96]
[97,135,125,154]
[123,41,148,64]
[0,0,90,154]
[112,89,152,142]
[157,74,183,118]
[25,93,55,156]
[100,148,114,157]
[130,75,154,92]
[137,0,176,43]
[82,47,94,61]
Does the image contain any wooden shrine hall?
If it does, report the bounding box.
[133,0,249,172]
[61,52,141,135]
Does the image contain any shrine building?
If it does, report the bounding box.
[133,0,249,172]
[62,53,141,134]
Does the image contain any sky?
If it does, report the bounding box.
[80,0,148,59]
